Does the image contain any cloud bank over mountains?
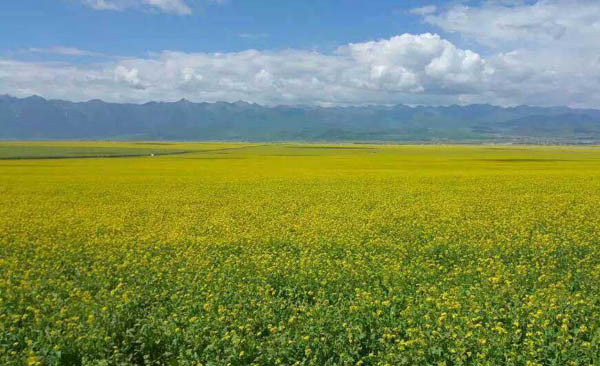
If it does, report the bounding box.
[2,0,599,107]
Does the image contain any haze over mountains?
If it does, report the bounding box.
[1,95,600,143]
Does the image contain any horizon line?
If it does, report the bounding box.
[1,94,595,111]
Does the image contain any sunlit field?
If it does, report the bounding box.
[2,143,600,365]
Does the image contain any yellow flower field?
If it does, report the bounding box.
[1,143,600,365]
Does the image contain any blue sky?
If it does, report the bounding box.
[1,0,599,107]
[1,0,452,57]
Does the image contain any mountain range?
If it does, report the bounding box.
[1,95,600,143]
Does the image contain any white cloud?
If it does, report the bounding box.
[82,0,192,14]
[23,46,109,58]
[409,5,437,16]
[339,33,492,94]
[238,33,270,40]
[146,0,191,14]
[411,0,600,107]
[114,65,146,89]
[2,21,600,108]
[422,0,600,50]
[0,34,499,106]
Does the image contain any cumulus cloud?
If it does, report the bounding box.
[2,20,600,107]
[341,34,492,93]
[82,0,192,14]
[422,0,600,49]
[411,0,600,107]
[1,34,503,106]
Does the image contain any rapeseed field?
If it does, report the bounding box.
[1,143,600,365]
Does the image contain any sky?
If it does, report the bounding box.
[1,0,599,107]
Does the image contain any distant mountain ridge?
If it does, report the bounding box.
[1,95,600,142]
